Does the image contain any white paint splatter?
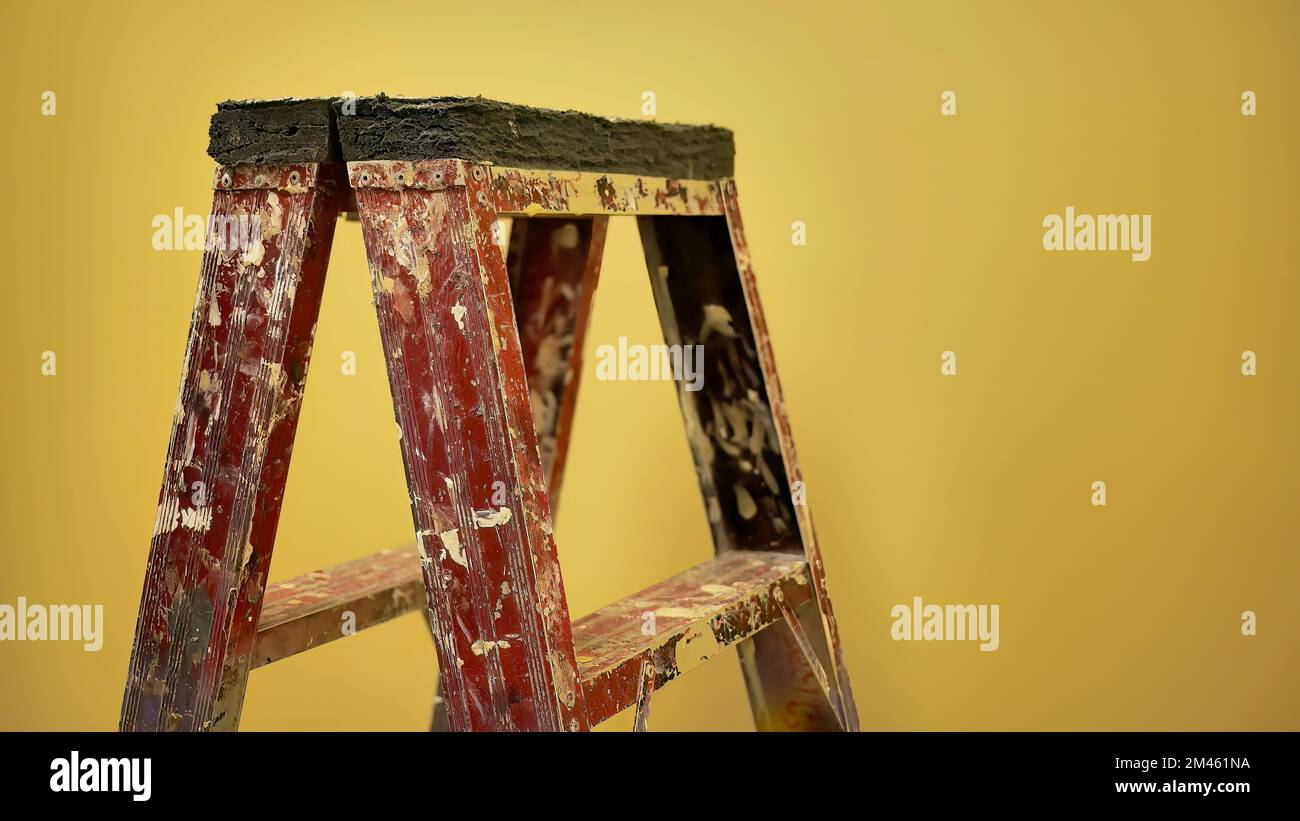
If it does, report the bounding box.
[474,507,512,528]
[438,529,466,567]
[178,505,212,532]
[471,639,511,655]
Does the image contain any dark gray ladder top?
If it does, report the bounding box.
[207,95,735,178]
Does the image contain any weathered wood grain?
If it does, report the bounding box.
[575,551,813,727]
[253,547,423,669]
[121,163,344,731]
[352,159,587,732]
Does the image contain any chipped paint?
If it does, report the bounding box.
[574,551,814,726]
[254,547,425,669]
[674,620,721,674]
[352,162,587,732]
[504,217,607,503]
[438,528,467,567]
[179,506,214,532]
[121,162,344,732]
[470,638,511,655]
[473,507,512,528]
[488,165,722,216]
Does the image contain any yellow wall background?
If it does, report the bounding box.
[0,0,1296,731]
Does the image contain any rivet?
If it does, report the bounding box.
[396,172,405,184]
[472,166,484,182]
[220,173,232,188]
[289,171,300,185]
[360,172,371,185]
[476,191,489,207]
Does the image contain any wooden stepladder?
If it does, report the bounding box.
[122,96,859,732]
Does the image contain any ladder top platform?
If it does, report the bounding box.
[208,95,735,179]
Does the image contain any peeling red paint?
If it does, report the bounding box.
[254,547,422,668]
[352,160,587,732]
[505,216,607,508]
[121,162,344,732]
[575,551,814,727]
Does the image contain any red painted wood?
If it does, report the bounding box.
[254,547,423,669]
[575,551,814,727]
[121,163,344,731]
[505,216,607,509]
[352,160,587,732]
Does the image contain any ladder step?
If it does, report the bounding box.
[575,551,812,727]
[254,549,814,726]
[253,547,423,669]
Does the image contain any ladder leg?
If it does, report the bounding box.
[636,182,859,731]
[776,595,846,729]
[121,163,344,731]
[352,160,588,732]
[427,214,607,731]
[505,215,608,508]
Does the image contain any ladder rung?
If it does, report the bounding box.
[254,549,815,729]
[253,547,423,669]
[575,551,811,727]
